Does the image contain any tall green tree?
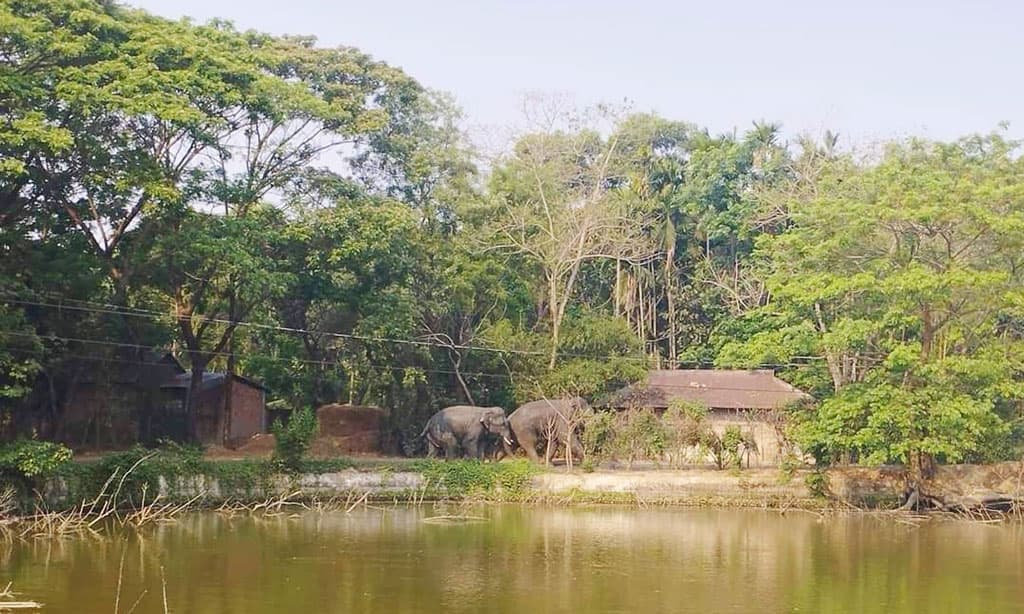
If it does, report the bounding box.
[722,134,1024,469]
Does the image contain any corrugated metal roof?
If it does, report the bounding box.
[607,369,810,410]
[160,372,268,392]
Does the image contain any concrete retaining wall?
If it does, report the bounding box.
[45,463,1022,510]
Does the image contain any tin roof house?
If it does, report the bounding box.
[606,369,811,466]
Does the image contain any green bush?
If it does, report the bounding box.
[581,410,617,457]
[805,469,831,499]
[580,405,760,470]
[58,445,274,506]
[414,459,536,499]
[620,409,670,462]
[0,439,72,486]
[271,407,319,471]
[84,445,165,507]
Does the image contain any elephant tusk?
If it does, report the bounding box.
[503,437,514,446]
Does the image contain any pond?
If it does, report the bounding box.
[2,505,1022,613]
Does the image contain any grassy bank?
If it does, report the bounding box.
[7,445,819,517]
[3,444,1018,540]
[25,447,543,511]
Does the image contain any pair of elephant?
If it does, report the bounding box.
[419,398,588,464]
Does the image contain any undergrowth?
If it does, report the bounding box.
[51,444,357,509]
[412,459,538,500]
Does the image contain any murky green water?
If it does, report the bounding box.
[2,505,1022,613]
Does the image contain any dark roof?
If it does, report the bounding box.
[76,351,184,385]
[160,372,268,393]
[607,369,810,410]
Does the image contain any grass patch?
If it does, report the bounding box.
[50,445,359,508]
[412,459,538,500]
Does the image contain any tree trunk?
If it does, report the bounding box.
[664,255,677,367]
[548,276,561,369]
[637,266,646,344]
[649,264,659,367]
[666,288,677,367]
[920,306,934,361]
[221,290,238,447]
[43,369,59,441]
[450,351,475,405]
[186,359,207,444]
[222,337,236,447]
[814,302,845,392]
[614,259,622,317]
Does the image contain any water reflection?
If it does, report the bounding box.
[1,506,1022,613]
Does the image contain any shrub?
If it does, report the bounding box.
[805,469,831,499]
[0,439,72,487]
[720,425,746,469]
[414,459,536,499]
[581,404,759,470]
[619,409,669,465]
[84,445,164,507]
[271,407,319,471]
[581,410,617,458]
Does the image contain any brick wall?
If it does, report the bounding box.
[228,382,265,442]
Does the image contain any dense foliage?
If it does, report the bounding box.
[582,403,756,470]
[270,407,318,471]
[0,439,72,483]
[2,1,1022,471]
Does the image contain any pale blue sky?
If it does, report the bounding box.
[130,0,1022,144]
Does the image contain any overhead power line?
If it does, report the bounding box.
[0,291,828,366]
[0,332,824,395]
[0,333,513,380]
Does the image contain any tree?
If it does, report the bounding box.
[487,103,653,368]
[147,207,291,440]
[249,174,421,410]
[724,133,1024,470]
[351,90,478,233]
[610,113,693,364]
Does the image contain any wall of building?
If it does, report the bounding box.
[227,382,265,443]
[629,407,792,468]
[704,408,791,467]
[194,387,225,444]
[56,374,266,448]
[192,381,267,445]
[60,385,143,450]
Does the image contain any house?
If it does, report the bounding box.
[606,369,811,466]
[57,351,186,449]
[156,371,268,446]
[58,350,267,449]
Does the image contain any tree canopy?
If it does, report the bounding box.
[2,1,1022,466]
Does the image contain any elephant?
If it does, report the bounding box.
[508,397,590,465]
[480,435,512,461]
[420,405,514,460]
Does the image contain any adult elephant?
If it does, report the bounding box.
[420,405,514,460]
[508,397,589,465]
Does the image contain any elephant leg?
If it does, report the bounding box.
[520,434,543,463]
[463,437,482,460]
[424,432,441,458]
[444,443,458,460]
[570,434,584,463]
[544,437,557,465]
